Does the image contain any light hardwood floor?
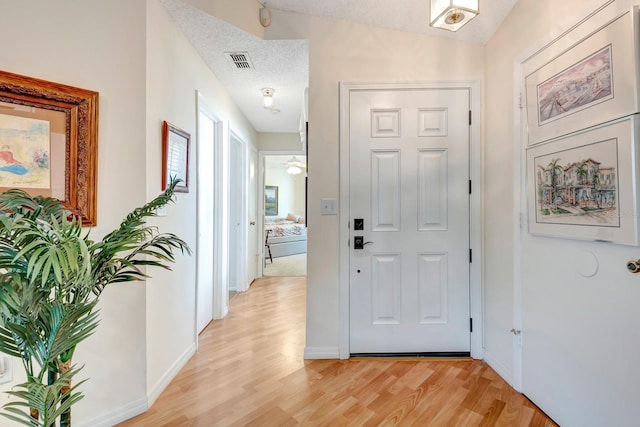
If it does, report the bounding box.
[118,276,557,426]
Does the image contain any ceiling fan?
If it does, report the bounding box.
[281,156,307,175]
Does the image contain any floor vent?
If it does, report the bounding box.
[224,51,254,70]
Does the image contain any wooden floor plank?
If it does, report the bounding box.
[117,276,557,427]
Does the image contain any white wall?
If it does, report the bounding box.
[0,1,148,425]
[486,0,640,425]
[266,12,484,356]
[265,162,305,218]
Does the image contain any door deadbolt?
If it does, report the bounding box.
[354,236,373,250]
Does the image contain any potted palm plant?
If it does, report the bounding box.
[0,179,190,426]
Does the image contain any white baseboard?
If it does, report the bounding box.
[483,349,514,387]
[77,396,148,427]
[148,342,197,406]
[75,342,198,426]
[303,346,340,359]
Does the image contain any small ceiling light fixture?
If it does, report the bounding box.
[262,87,274,108]
[283,156,306,175]
[287,165,302,175]
[259,5,272,27]
[430,0,479,32]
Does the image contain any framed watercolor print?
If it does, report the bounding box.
[526,115,639,245]
[525,8,640,145]
[0,70,99,225]
[162,121,190,193]
[265,185,278,216]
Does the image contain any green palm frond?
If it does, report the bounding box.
[0,189,69,224]
[0,177,191,425]
[38,302,99,368]
[2,367,86,427]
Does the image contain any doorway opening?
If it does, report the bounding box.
[262,154,307,277]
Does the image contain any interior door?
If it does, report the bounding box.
[196,109,215,333]
[247,147,258,283]
[228,135,243,291]
[349,87,471,354]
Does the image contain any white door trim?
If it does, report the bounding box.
[230,131,249,292]
[196,92,228,323]
[247,145,259,284]
[338,81,483,359]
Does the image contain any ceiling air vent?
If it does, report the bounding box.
[224,51,254,70]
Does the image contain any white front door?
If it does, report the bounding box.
[349,87,471,354]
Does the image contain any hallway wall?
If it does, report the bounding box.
[486,0,640,424]
[0,1,148,425]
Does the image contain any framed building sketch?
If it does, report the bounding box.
[526,115,639,245]
[525,7,640,145]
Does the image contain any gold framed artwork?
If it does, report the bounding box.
[0,70,99,226]
[162,121,190,193]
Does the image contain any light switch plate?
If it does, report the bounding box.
[320,198,338,215]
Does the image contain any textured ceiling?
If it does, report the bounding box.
[160,0,309,134]
[160,0,518,134]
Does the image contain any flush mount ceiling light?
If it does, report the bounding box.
[262,87,274,108]
[430,0,479,32]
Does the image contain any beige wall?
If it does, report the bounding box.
[146,0,258,409]
[0,1,148,425]
[258,132,303,151]
[184,0,264,38]
[266,11,484,355]
[0,1,258,425]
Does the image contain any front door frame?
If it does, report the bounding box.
[338,81,483,359]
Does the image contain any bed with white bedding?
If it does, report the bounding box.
[265,214,307,258]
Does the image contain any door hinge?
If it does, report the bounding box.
[469,110,472,125]
[519,92,524,110]
[470,318,473,333]
[469,180,472,194]
[469,248,472,263]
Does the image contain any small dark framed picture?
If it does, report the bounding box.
[265,185,278,216]
[162,121,190,193]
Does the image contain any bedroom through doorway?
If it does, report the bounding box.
[263,154,307,277]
